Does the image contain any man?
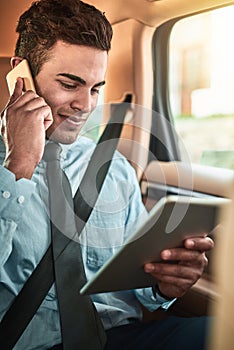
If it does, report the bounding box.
[0,0,214,349]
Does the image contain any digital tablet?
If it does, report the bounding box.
[80,195,228,295]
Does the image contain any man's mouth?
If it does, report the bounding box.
[58,113,87,127]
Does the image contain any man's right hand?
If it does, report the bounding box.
[0,77,53,180]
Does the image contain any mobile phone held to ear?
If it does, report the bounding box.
[6,59,36,95]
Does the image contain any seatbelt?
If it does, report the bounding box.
[0,95,131,349]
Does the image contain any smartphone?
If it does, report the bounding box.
[6,59,36,95]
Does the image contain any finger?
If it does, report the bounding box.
[22,104,53,127]
[8,77,24,105]
[179,253,208,268]
[19,95,49,113]
[184,236,214,252]
[42,107,53,130]
[160,247,206,264]
[145,262,203,280]
[1,78,24,119]
[7,89,40,110]
[1,81,37,120]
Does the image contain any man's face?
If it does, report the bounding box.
[35,41,108,144]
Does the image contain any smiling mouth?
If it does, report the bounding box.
[59,113,87,126]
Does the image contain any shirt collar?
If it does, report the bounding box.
[44,136,84,161]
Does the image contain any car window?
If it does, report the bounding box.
[169,6,234,169]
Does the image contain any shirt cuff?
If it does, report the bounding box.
[152,285,177,310]
[135,286,176,312]
[0,165,36,222]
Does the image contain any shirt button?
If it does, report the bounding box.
[2,191,11,199]
[17,195,25,204]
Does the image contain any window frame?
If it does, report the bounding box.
[150,3,233,164]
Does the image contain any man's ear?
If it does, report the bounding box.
[10,56,24,68]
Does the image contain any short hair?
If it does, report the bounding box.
[15,0,113,76]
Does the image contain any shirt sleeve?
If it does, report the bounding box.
[134,287,176,312]
[0,166,36,267]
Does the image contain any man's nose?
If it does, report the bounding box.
[71,91,92,114]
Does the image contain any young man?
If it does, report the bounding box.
[0,0,214,349]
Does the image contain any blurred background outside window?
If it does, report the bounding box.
[169,6,234,169]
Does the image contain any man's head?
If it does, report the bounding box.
[13,0,112,144]
[15,0,112,77]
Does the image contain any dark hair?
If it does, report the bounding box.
[15,0,113,76]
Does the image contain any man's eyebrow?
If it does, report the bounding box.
[93,81,106,88]
[57,73,105,88]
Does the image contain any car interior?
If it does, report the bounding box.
[1,0,234,348]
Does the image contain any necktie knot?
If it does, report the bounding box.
[43,143,62,162]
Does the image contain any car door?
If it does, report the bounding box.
[145,4,234,318]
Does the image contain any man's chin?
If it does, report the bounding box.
[46,128,80,145]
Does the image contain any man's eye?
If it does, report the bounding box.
[60,81,77,89]
[91,88,100,95]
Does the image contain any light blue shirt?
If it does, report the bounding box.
[0,135,174,349]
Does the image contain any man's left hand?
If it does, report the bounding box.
[144,235,214,299]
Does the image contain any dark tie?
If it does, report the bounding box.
[43,142,106,350]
